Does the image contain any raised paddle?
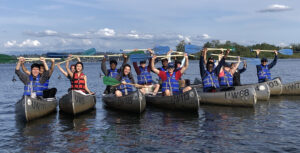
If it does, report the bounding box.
[103,76,143,87]
[251,49,293,55]
[185,44,236,54]
[47,48,97,58]
[122,46,171,55]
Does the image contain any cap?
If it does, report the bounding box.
[224,62,231,67]
[140,61,146,64]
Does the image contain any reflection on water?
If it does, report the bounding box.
[1,60,300,152]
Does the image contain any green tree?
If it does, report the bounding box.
[176,40,186,52]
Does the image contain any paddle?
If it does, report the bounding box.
[129,53,150,62]
[185,45,236,54]
[47,48,97,58]
[251,49,293,55]
[0,54,61,63]
[122,46,170,55]
[209,54,260,65]
[103,76,139,87]
[103,76,121,86]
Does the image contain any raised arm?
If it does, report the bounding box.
[180,53,189,74]
[101,56,109,76]
[239,60,247,74]
[57,63,68,77]
[121,54,128,67]
[203,49,207,65]
[21,63,31,75]
[151,55,160,74]
[167,49,172,63]
[199,49,206,77]
[65,57,74,78]
[180,56,186,68]
[15,57,29,84]
[268,50,278,69]
[40,57,49,71]
[49,59,55,77]
[230,56,241,75]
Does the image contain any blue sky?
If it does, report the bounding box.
[0,0,299,53]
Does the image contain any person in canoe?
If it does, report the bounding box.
[218,56,241,89]
[102,54,128,94]
[255,50,278,83]
[15,57,51,98]
[20,57,57,98]
[151,53,191,96]
[66,58,94,95]
[232,60,247,86]
[115,64,145,97]
[56,56,81,91]
[199,48,230,92]
[132,49,160,95]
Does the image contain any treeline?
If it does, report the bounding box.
[176,40,300,59]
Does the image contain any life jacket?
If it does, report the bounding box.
[158,67,167,82]
[108,69,118,78]
[24,75,44,96]
[71,72,86,92]
[219,71,233,87]
[258,65,271,83]
[41,79,49,90]
[202,70,220,89]
[117,76,134,94]
[162,72,180,93]
[137,66,153,85]
[175,67,182,80]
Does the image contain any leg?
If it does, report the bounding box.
[164,89,171,96]
[115,90,123,97]
[140,88,146,95]
[153,84,160,95]
[49,88,57,98]
[182,86,192,93]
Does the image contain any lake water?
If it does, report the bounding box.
[0,59,300,152]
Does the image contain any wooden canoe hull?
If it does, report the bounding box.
[282,81,300,95]
[102,90,146,113]
[145,88,200,111]
[198,87,257,107]
[59,90,96,115]
[15,96,57,122]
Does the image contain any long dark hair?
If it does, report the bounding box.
[121,64,133,78]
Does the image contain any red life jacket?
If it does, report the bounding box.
[71,72,86,92]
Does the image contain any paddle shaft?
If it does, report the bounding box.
[207,48,233,51]
[210,54,238,58]
[18,57,61,61]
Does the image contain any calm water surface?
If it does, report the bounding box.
[0,59,300,152]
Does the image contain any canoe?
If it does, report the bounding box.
[15,96,57,121]
[102,90,146,113]
[145,88,200,111]
[241,77,282,96]
[282,81,300,95]
[193,83,270,101]
[198,87,257,107]
[234,83,270,101]
[59,90,96,115]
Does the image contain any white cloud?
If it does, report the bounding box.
[259,4,292,13]
[96,28,115,37]
[4,40,17,48]
[202,34,211,39]
[82,39,92,45]
[3,39,41,48]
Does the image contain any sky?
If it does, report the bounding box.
[0,0,299,53]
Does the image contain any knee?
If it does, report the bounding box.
[164,90,171,96]
[115,90,122,97]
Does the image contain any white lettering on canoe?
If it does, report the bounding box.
[225,89,250,99]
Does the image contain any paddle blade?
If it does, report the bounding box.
[83,48,96,55]
[103,76,121,86]
[279,49,293,55]
[185,44,203,54]
[153,46,170,55]
[129,53,150,62]
[46,52,68,58]
[127,50,145,56]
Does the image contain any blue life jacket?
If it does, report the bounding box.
[24,75,44,96]
[137,66,153,85]
[117,76,134,94]
[202,70,220,89]
[162,72,180,93]
[258,65,271,83]
[41,79,49,90]
[219,71,233,87]
[108,69,118,78]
